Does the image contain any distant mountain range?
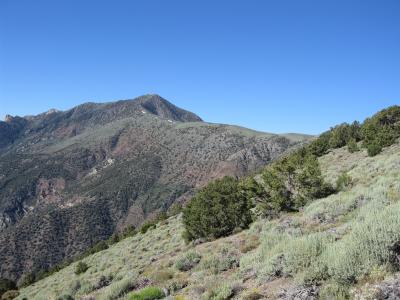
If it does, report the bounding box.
[0,94,310,281]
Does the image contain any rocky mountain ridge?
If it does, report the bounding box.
[0,94,309,281]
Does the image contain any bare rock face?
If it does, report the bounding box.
[279,285,320,300]
[36,178,66,204]
[352,275,400,300]
[0,94,309,281]
[4,115,14,122]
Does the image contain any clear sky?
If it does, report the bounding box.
[0,0,399,134]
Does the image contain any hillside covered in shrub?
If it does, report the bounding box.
[8,105,400,300]
[0,95,307,283]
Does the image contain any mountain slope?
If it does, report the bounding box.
[0,95,308,282]
[15,140,400,300]
[0,94,202,153]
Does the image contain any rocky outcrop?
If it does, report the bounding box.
[279,285,319,300]
[352,275,400,300]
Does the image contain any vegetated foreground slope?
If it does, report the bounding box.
[0,95,307,282]
[15,139,400,300]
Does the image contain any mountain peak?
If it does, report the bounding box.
[134,94,203,122]
[4,115,14,122]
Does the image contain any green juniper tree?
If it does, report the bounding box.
[182,176,253,242]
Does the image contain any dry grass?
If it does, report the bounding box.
[240,142,400,297]
[16,142,400,300]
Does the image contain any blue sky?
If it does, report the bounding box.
[0,0,399,134]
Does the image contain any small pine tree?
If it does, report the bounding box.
[347,138,359,153]
[367,142,382,157]
[182,176,253,242]
[307,131,332,156]
[154,212,168,222]
[329,123,352,149]
[91,240,109,253]
[74,261,89,275]
[336,172,353,191]
[258,149,334,217]
[140,221,157,234]
[121,225,137,239]
[108,233,120,245]
[361,105,400,155]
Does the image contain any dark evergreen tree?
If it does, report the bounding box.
[74,261,89,275]
[307,131,332,156]
[347,138,359,153]
[258,148,334,217]
[182,176,253,242]
[329,123,352,149]
[361,106,400,156]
